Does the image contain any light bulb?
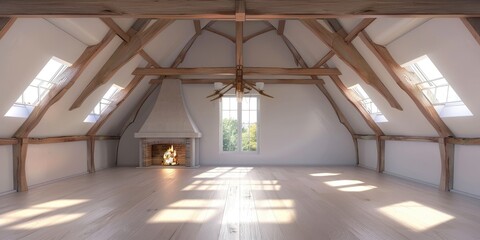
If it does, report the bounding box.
[236,91,244,103]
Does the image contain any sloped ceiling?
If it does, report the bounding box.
[1,15,480,139]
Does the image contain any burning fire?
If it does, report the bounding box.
[163,145,177,165]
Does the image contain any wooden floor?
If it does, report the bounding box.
[1,166,480,240]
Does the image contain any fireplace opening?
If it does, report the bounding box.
[151,144,186,166]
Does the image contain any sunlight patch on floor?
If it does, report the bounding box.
[324,180,364,187]
[10,213,85,230]
[338,185,377,192]
[378,201,455,231]
[310,173,341,177]
[0,199,89,227]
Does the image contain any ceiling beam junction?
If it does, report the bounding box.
[301,19,402,111]
[70,19,173,110]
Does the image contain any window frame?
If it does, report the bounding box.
[349,84,388,123]
[5,57,70,118]
[84,84,124,123]
[219,95,260,153]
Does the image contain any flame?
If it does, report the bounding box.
[163,145,177,165]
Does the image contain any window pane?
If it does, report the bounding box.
[222,118,238,151]
[416,57,443,80]
[23,86,39,105]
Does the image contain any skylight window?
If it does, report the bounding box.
[404,56,472,117]
[349,84,388,123]
[84,84,123,123]
[5,57,70,118]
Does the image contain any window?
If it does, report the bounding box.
[221,96,258,152]
[5,57,70,118]
[349,84,388,123]
[84,84,123,123]
[404,55,472,117]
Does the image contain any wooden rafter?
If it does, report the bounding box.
[0,17,15,40]
[236,21,243,66]
[235,0,246,22]
[462,18,480,46]
[194,20,202,34]
[70,19,173,110]
[313,18,375,67]
[204,25,236,42]
[87,68,149,136]
[329,74,384,136]
[2,1,480,17]
[302,19,402,111]
[150,78,322,85]
[14,31,117,138]
[358,31,453,137]
[100,18,160,67]
[277,20,285,35]
[132,67,341,76]
[243,24,275,43]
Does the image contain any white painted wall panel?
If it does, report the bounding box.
[453,145,480,197]
[0,19,86,137]
[94,140,118,171]
[26,142,87,186]
[384,141,441,186]
[0,145,14,194]
[358,139,377,170]
[117,83,355,166]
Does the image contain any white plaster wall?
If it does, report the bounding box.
[117,86,160,166]
[94,140,118,171]
[453,145,480,197]
[0,145,14,194]
[357,139,377,170]
[0,19,86,137]
[117,84,355,166]
[387,18,480,137]
[185,84,355,166]
[384,141,441,186]
[26,142,87,186]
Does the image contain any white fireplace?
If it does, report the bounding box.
[135,79,201,167]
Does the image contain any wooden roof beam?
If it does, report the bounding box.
[313,18,375,67]
[235,0,246,22]
[358,31,453,137]
[2,1,480,17]
[301,19,403,111]
[462,18,480,46]
[150,78,324,85]
[243,24,275,43]
[0,17,15,40]
[132,67,341,76]
[204,25,236,42]
[100,18,160,67]
[70,19,173,110]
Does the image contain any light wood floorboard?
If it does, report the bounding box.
[1,166,480,240]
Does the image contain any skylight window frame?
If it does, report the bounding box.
[349,84,388,123]
[84,84,124,123]
[5,57,70,118]
[407,60,461,106]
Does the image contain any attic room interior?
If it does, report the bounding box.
[2,0,480,239]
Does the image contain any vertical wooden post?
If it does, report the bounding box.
[353,137,360,166]
[87,135,95,173]
[376,135,385,173]
[13,138,28,192]
[439,137,454,191]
